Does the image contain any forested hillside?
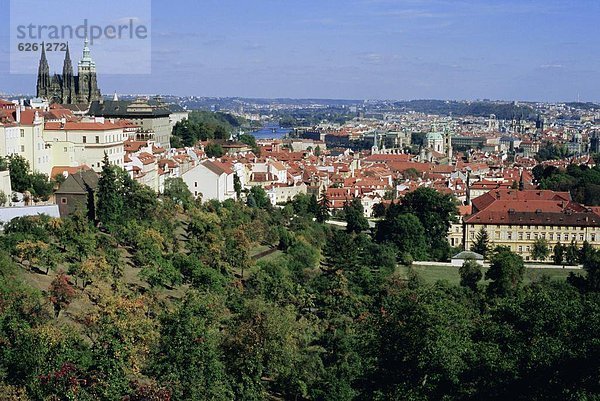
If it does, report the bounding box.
[0,160,598,400]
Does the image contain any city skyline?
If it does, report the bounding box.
[1,0,599,102]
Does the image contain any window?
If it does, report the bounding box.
[508,232,512,240]
[20,145,24,152]
[83,136,87,144]
[63,147,67,152]
[20,129,24,137]
[194,182,197,187]
[61,197,67,204]
[518,246,523,252]
[95,136,100,144]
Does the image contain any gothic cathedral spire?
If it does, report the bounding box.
[36,43,50,99]
[62,43,75,103]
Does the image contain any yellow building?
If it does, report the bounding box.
[43,120,126,172]
[463,189,600,261]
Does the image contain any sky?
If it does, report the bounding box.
[0,0,599,102]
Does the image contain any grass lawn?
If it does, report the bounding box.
[397,264,583,286]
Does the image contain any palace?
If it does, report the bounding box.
[464,189,600,260]
[36,38,101,105]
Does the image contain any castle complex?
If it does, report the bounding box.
[36,38,101,104]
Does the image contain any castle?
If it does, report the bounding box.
[36,38,101,104]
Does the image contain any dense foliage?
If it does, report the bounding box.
[170,111,244,147]
[3,155,54,201]
[535,163,600,205]
[0,167,597,400]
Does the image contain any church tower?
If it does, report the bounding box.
[36,44,51,99]
[61,43,76,104]
[77,37,101,103]
[444,126,453,164]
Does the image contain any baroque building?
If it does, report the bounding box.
[36,38,101,104]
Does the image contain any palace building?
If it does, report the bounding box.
[464,189,600,260]
[36,38,101,105]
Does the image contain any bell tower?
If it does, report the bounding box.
[77,37,101,103]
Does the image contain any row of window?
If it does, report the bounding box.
[469,231,595,242]
[481,224,590,231]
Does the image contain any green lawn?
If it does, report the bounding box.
[397,264,583,286]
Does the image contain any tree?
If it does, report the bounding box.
[163,177,193,210]
[15,240,48,270]
[316,189,330,223]
[48,271,76,317]
[459,257,482,291]
[321,230,360,274]
[579,240,594,266]
[375,211,429,261]
[344,198,369,234]
[553,242,565,265]
[471,227,491,259]
[71,256,111,288]
[400,187,458,260]
[29,172,53,201]
[565,241,579,266]
[239,133,259,154]
[96,154,123,227]
[486,246,525,296]
[233,173,242,200]
[205,143,224,158]
[581,248,600,291]
[531,237,550,261]
[247,186,270,208]
[7,154,31,193]
[314,145,321,157]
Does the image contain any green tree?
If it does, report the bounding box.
[565,241,579,266]
[375,208,429,261]
[233,173,242,200]
[163,177,193,210]
[29,172,53,201]
[400,187,457,260]
[7,154,31,193]
[471,227,491,258]
[344,197,369,234]
[459,257,482,291]
[553,242,565,265]
[96,154,123,227]
[579,240,594,266]
[147,291,232,400]
[247,186,270,209]
[531,237,550,261]
[239,133,259,154]
[486,246,525,297]
[205,142,225,158]
[316,189,330,223]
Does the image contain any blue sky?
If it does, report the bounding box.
[1,0,599,101]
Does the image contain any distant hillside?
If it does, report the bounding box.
[393,100,536,120]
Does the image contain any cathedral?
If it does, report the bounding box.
[36,38,101,104]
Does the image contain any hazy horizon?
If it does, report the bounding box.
[1,0,599,102]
